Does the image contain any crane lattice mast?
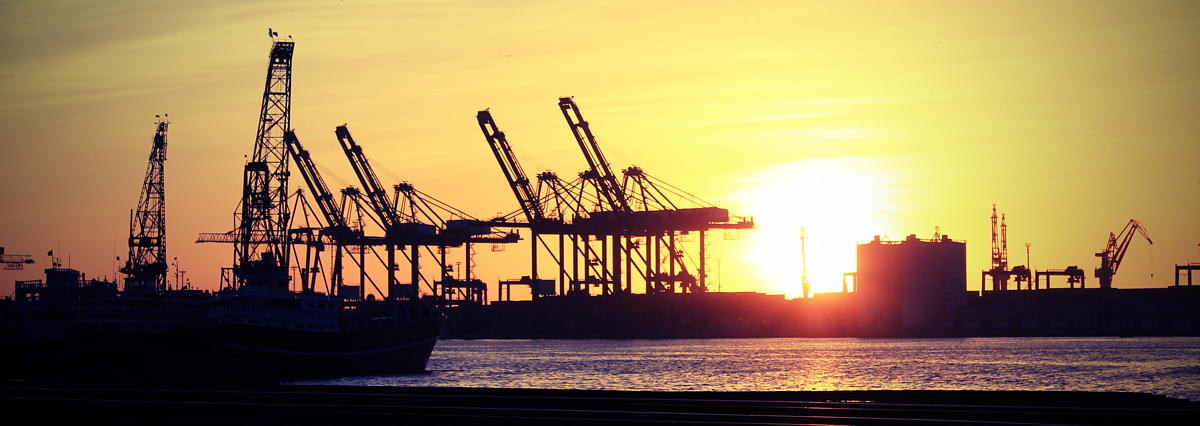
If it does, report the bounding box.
[233,36,294,290]
[121,116,169,292]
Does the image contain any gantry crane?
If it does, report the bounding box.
[480,99,752,301]
[121,116,170,292]
[1,247,34,270]
[560,98,752,295]
[482,104,628,297]
[335,124,517,304]
[557,98,633,296]
[1095,219,1152,289]
[335,124,428,299]
[283,130,368,294]
[479,110,560,300]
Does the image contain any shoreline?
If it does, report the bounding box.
[2,385,1196,424]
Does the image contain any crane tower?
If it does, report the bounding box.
[121,116,169,292]
[1095,219,1152,289]
[233,37,294,290]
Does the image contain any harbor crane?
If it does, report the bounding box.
[981,205,1031,291]
[283,130,364,295]
[1095,219,1152,289]
[233,38,294,291]
[1,247,34,270]
[121,116,170,292]
[335,124,518,304]
[480,99,753,301]
[558,97,630,214]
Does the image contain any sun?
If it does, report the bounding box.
[732,157,900,298]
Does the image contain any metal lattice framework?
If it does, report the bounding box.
[233,39,294,290]
[1095,219,1153,289]
[479,100,754,301]
[121,116,169,292]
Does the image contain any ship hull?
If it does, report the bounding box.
[208,315,444,378]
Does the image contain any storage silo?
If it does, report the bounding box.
[856,233,967,331]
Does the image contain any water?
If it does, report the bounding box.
[299,337,1200,401]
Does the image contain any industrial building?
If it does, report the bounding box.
[855,233,967,332]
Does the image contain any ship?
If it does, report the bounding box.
[2,262,443,383]
[206,282,443,378]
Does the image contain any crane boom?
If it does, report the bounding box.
[478,109,541,223]
[284,131,350,236]
[557,97,630,213]
[1095,219,1152,288]
[335,125,401,230]
[121,116,169,292]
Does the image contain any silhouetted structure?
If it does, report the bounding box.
[1094,219,1152,289]
[282,130,360,295]
[0,247,34,270]
[1176,263,1200,286]
[234,38,294,291]
[800,227,810,299]
[333,125,519,304]
[478,100,752,301]
[981,205,1030,292]
[1036,266,1086,289]
[186,33,443,377]
[856,234,966,330]
[120,116,169,293]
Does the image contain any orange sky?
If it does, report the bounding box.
[1,0,1198,298]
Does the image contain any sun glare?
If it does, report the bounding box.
[734,157,901,298]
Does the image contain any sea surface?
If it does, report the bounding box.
[298,337,1200,401]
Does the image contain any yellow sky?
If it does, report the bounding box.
[1,0,1198,298]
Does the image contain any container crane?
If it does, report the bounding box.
[479,99,753,302]
[335,124,427,299]
[556,98,752,295]
[283,130,365,294]
[1095,219,1152,289]
[121,116,169,292]
[478,109,559,299]
[335,124,518,304]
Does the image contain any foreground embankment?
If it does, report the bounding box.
[0,385,1196,425]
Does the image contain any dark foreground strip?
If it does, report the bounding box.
[0,385,1195,425]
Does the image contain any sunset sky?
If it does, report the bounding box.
[1,0,1197,298]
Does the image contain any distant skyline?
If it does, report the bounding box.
[1,0,1198,298]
